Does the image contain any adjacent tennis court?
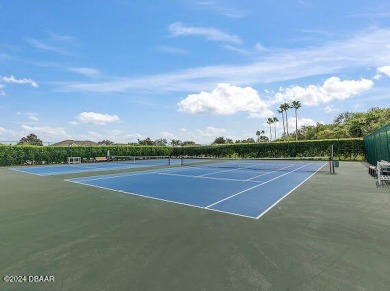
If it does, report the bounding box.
[68,158,328,218]
[10,156,178,176]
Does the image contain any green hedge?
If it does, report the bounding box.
[0,145,172,166]
[172,138,365,161]
[0,138,365,166]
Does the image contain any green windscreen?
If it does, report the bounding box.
[364,123,390,165]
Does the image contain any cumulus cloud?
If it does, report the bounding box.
[169,22,241,44]
[76,112,120,125]
[2,75,38,88]
[272,77,373,106]
[178,83,273,118]
[377,65,390,77]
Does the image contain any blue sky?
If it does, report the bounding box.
[0,0,389,144]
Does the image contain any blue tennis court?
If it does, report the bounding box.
[68,159,328,219]
[10,158,179,176]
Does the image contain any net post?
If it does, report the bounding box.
[330,144,335,174]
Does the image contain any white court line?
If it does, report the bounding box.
[256,163,327,219]
[157,172,256,183]
[10,160,173,176]
[245,164,296,181]
[196,167,245,177]
[66,164,202,182]
[189,163,293,179]
[10,168,45,176]
[67,179,257,219]
[205,162,314,209]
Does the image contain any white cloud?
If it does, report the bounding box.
[287,117,317,129]
[196,126,226,137]
[27,112,39,121]
[79,131,103,141]
[107,130,145,143]
[0,127,6,134]
[178,83,273,118]
[48,32,74,42]
[172,126,227,144]
[21,124,69,140]
[193,1,246,18]
[68,121,78,125]
[2,75,38,88]
[323,105,340,114]
[377,65,390,77]
[155,45,189,55]
[62,28,390,95]
[272,77,374,106]
[160,131,175,139]
[223,42,267,55]
[262,117,317,139]
[68,67,101,78]
[169,22,241,44]
[76,112,120,125]
[26,38,69,55]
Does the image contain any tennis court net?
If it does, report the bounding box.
[180,156,334,174]
[109,155,171,166]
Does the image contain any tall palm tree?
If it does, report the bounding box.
[267,118,273,141]
[291,100,302,141]
[277,107,286,137]
[272,117,279,140]
[256,130,261,142]
[282,103,291,139]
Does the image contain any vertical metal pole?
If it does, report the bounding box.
[377,161,381,186]
[385,125,390,162]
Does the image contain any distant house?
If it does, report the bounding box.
[50,140,98,147]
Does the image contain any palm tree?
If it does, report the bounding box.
[277,107,286,137]
[256,130,261,142]
[272,117,279,140]
[282,103,291,139]
[291,100,302,141]
[267,118,273,141]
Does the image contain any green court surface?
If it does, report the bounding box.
[0,162,389,290]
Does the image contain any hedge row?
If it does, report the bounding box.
[0,139,365,166]
[171,138,365,161]
[0,145,172,166]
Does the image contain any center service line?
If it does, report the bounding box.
[205,162,313,209]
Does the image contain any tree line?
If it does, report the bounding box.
[12,106,389,147]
